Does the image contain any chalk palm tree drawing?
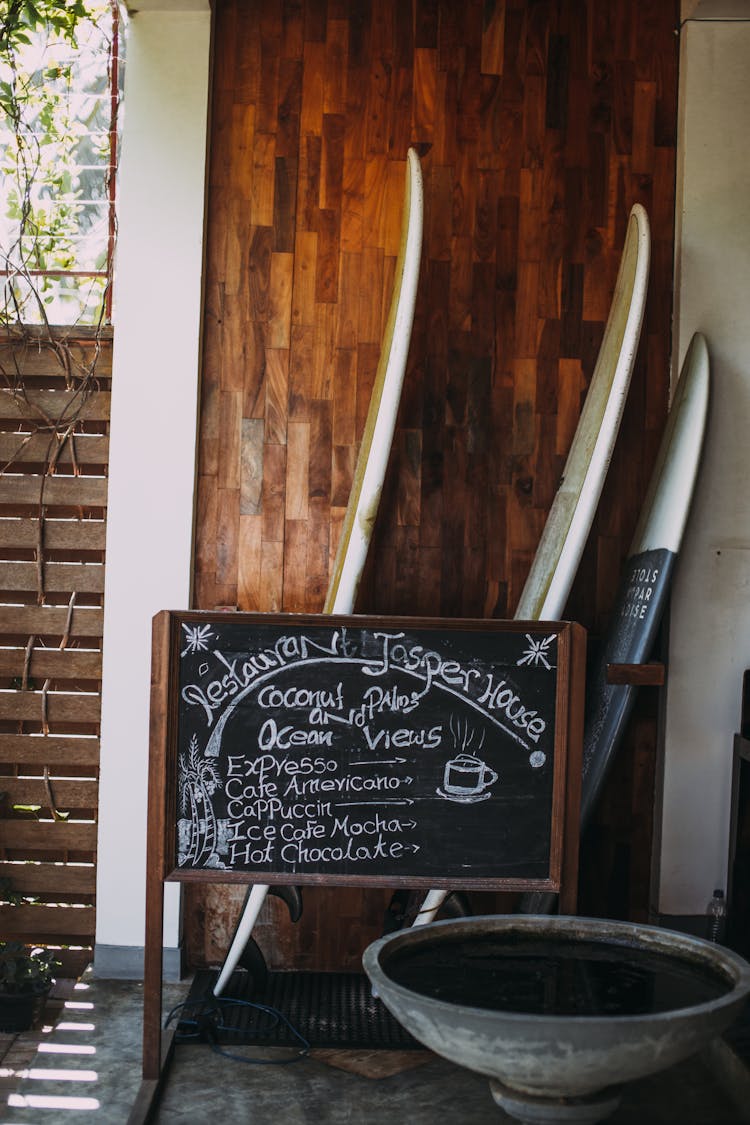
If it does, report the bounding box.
[178,734,224,867]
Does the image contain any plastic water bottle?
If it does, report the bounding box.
[706,888,727,943]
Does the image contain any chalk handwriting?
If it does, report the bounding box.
[175,623,559,878]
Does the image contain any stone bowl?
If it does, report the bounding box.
[363,915,750,1109]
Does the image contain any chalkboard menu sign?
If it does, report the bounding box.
[149,612,585,893]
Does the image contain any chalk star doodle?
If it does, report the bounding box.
[517,633,556,670]
[181,623,214,656]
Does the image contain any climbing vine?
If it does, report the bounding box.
[0,1,88,52]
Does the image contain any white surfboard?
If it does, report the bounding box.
[213,150,424,995]
[579,331,710,829]
[414,204,651,926]
[325,148,424,612]
[520,331,710,914]
[514,204,651,619]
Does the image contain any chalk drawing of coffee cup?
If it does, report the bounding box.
[438,753,498,803]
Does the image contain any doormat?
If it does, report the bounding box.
[176,969,421,1051]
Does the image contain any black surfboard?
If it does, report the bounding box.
[521,333,710,913]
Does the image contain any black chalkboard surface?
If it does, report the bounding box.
[151,612,585,892]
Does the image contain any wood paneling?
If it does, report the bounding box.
[0,648,102,679]
[0,389,111,423]
[191,0,678,969]
[0,860,95,896]
[0,328,110,968]
[0,562,105,594]
[0,821,98,850]
[0,518,106,551]
[0,605,103,637]
[0,734,100,767]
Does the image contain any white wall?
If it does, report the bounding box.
[661,13,750,915]
[95,4,211,972]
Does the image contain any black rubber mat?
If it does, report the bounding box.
[174,968,420,1050]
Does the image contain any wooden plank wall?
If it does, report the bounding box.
[0,328,110,979]
[189,0,679,969]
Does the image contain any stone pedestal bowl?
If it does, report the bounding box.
[363,915,750,1124]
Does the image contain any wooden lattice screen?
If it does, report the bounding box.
[0,327,110,979]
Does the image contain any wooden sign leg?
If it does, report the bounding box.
[126,869,173,1124]
[127,609,175,1123]
[143,865,163,1080]
[558,626,586,915]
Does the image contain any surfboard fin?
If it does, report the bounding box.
[383,889,410,933]
[268,883,303,923]
[237,934,268,993]
[225,888,302,994]
[441,890,472,918]
[383,889,472,932]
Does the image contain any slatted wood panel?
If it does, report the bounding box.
[0,328,110,978]
[190,0,678,970]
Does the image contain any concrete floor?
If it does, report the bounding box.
[2,969,750,1123]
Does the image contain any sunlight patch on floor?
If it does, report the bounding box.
[8,1092,100,1110]
[36,1043,96,1056]
[25,1068,99,1082]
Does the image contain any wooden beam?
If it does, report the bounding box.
[0,389,111,423]
[0,820,97,850]
[0,691,101,723]
[0,859,96,896]
[0,518,106,550]
[0,476,108,507]
[0,902,95,937]
[0,734,100,765]
[0,647,102,679]
[0,605,103,636]
[606,663,666,687]
[0,561,105,594]
[0,432,109,464]
[0,776,98,809]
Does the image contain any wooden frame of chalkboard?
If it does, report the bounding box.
[156,611,585,889]
[139,611,585,1095]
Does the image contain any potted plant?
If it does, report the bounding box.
[0,942,59,1032]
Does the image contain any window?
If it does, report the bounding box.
[0,1,122,326]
